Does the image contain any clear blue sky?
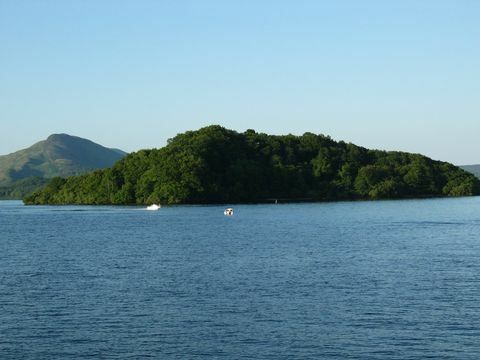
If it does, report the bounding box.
[1,0,479,164]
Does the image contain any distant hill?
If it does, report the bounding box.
[24,126,480,205]
[0,134,126,199]
[460,165,480,179]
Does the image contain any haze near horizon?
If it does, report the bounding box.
[1,0,479,164]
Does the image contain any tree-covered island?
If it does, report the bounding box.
[24,125,480,205]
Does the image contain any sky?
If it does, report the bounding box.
[0,0,479,164]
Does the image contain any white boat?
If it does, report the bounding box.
[146,204,161,211]
[224,208,234,216]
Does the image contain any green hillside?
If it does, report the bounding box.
[0,177,50,200]
[24,126,480,205]
[0,134,126,199]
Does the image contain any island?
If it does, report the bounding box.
[24,125,480,205]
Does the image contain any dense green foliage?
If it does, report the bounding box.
[0,133,126,199]
[24,126,480,205]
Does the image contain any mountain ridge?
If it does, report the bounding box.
[0,134,127,199]
[459,164,480,179]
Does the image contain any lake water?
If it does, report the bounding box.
[2,198,480,359]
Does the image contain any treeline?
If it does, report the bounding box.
[24,126,480,205]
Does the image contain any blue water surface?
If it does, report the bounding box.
[1,198,480,359]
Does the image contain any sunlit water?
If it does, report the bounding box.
[2,198,480,359]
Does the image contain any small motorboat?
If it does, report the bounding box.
[146,204,161,211]
[224,208,234,216]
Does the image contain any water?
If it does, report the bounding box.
[1,198,480,359]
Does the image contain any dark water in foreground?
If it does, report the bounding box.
[2,198,480,359]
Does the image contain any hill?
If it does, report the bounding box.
[24,126,480,205]
[0,134,126,199]
[460,165,480,179]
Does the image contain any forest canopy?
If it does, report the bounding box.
[24,125,480,205]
